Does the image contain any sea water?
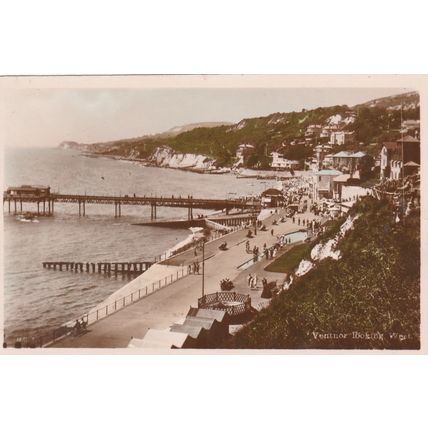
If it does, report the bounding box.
[3,147,275,340]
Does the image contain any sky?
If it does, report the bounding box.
[1,87,410,147]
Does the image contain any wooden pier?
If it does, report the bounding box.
[4,190,261,220]
[42,261,153,275]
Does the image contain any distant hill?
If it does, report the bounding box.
[58,91,419,168]
[354,90,419,111]
[162,122,232,137]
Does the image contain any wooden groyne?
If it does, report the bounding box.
[42,261,153,274]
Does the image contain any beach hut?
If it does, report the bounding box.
[187,307,228,324]
[127,328,196,349]
[184,316,229,344]
[169,323,208,348]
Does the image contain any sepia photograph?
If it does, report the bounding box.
[0,76,423,352]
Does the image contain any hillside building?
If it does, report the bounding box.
[332,151,366,172]
[270,151,300,170]
[401,119,420,139]
[379,136,420,180]
[329,131,355,146]
[235,144,254,167]
[305,124,323,137]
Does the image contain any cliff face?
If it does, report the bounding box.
[149,146,215,170]
[58,141,89,150]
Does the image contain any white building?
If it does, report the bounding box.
[313,169,342,200]
[329,131,355,146]
[270,151,300,169]
[235,144,254,167]
[331,151,366,172]
[305,124,323,137]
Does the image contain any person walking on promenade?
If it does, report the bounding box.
[298,218,301,226]
[252,274,258,289]
[247,273,253,288]
[271,229,274,236]
[292,216,295,224]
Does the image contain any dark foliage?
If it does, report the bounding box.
[222,197,420,349]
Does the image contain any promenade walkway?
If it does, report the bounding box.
[52,209,315,348]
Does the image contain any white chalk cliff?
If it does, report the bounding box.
[149,146,215,170]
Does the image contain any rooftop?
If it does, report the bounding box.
[187,307,227,323]
[401,135,419,143]
[316,169,342,176]
[332,151,366,158]
[7,184,50,190]
[128,329,189,349]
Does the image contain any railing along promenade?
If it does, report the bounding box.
[7,264,196,348]
[5,220,252,348]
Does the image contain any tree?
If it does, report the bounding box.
[359,155,374,181]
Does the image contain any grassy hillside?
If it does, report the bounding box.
[222,197,420,349]
[74,91,420,167]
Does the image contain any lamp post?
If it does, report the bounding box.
[200,239,205,297]
[202,240,205,297]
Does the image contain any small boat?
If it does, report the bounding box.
[16,212,37,222]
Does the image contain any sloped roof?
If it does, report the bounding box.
[128,329,189,349]
[7,185,50,191]
[332,151,366,158]
[262,188,283,196]
[401,135,419,143]
[170,323,205,339]
[333,171,361,182]
[404,161,420,167]
[182,316,218,330]
[187,307,227,322]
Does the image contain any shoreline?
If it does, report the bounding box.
[77,149,307,178]
[79,151,233,175]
